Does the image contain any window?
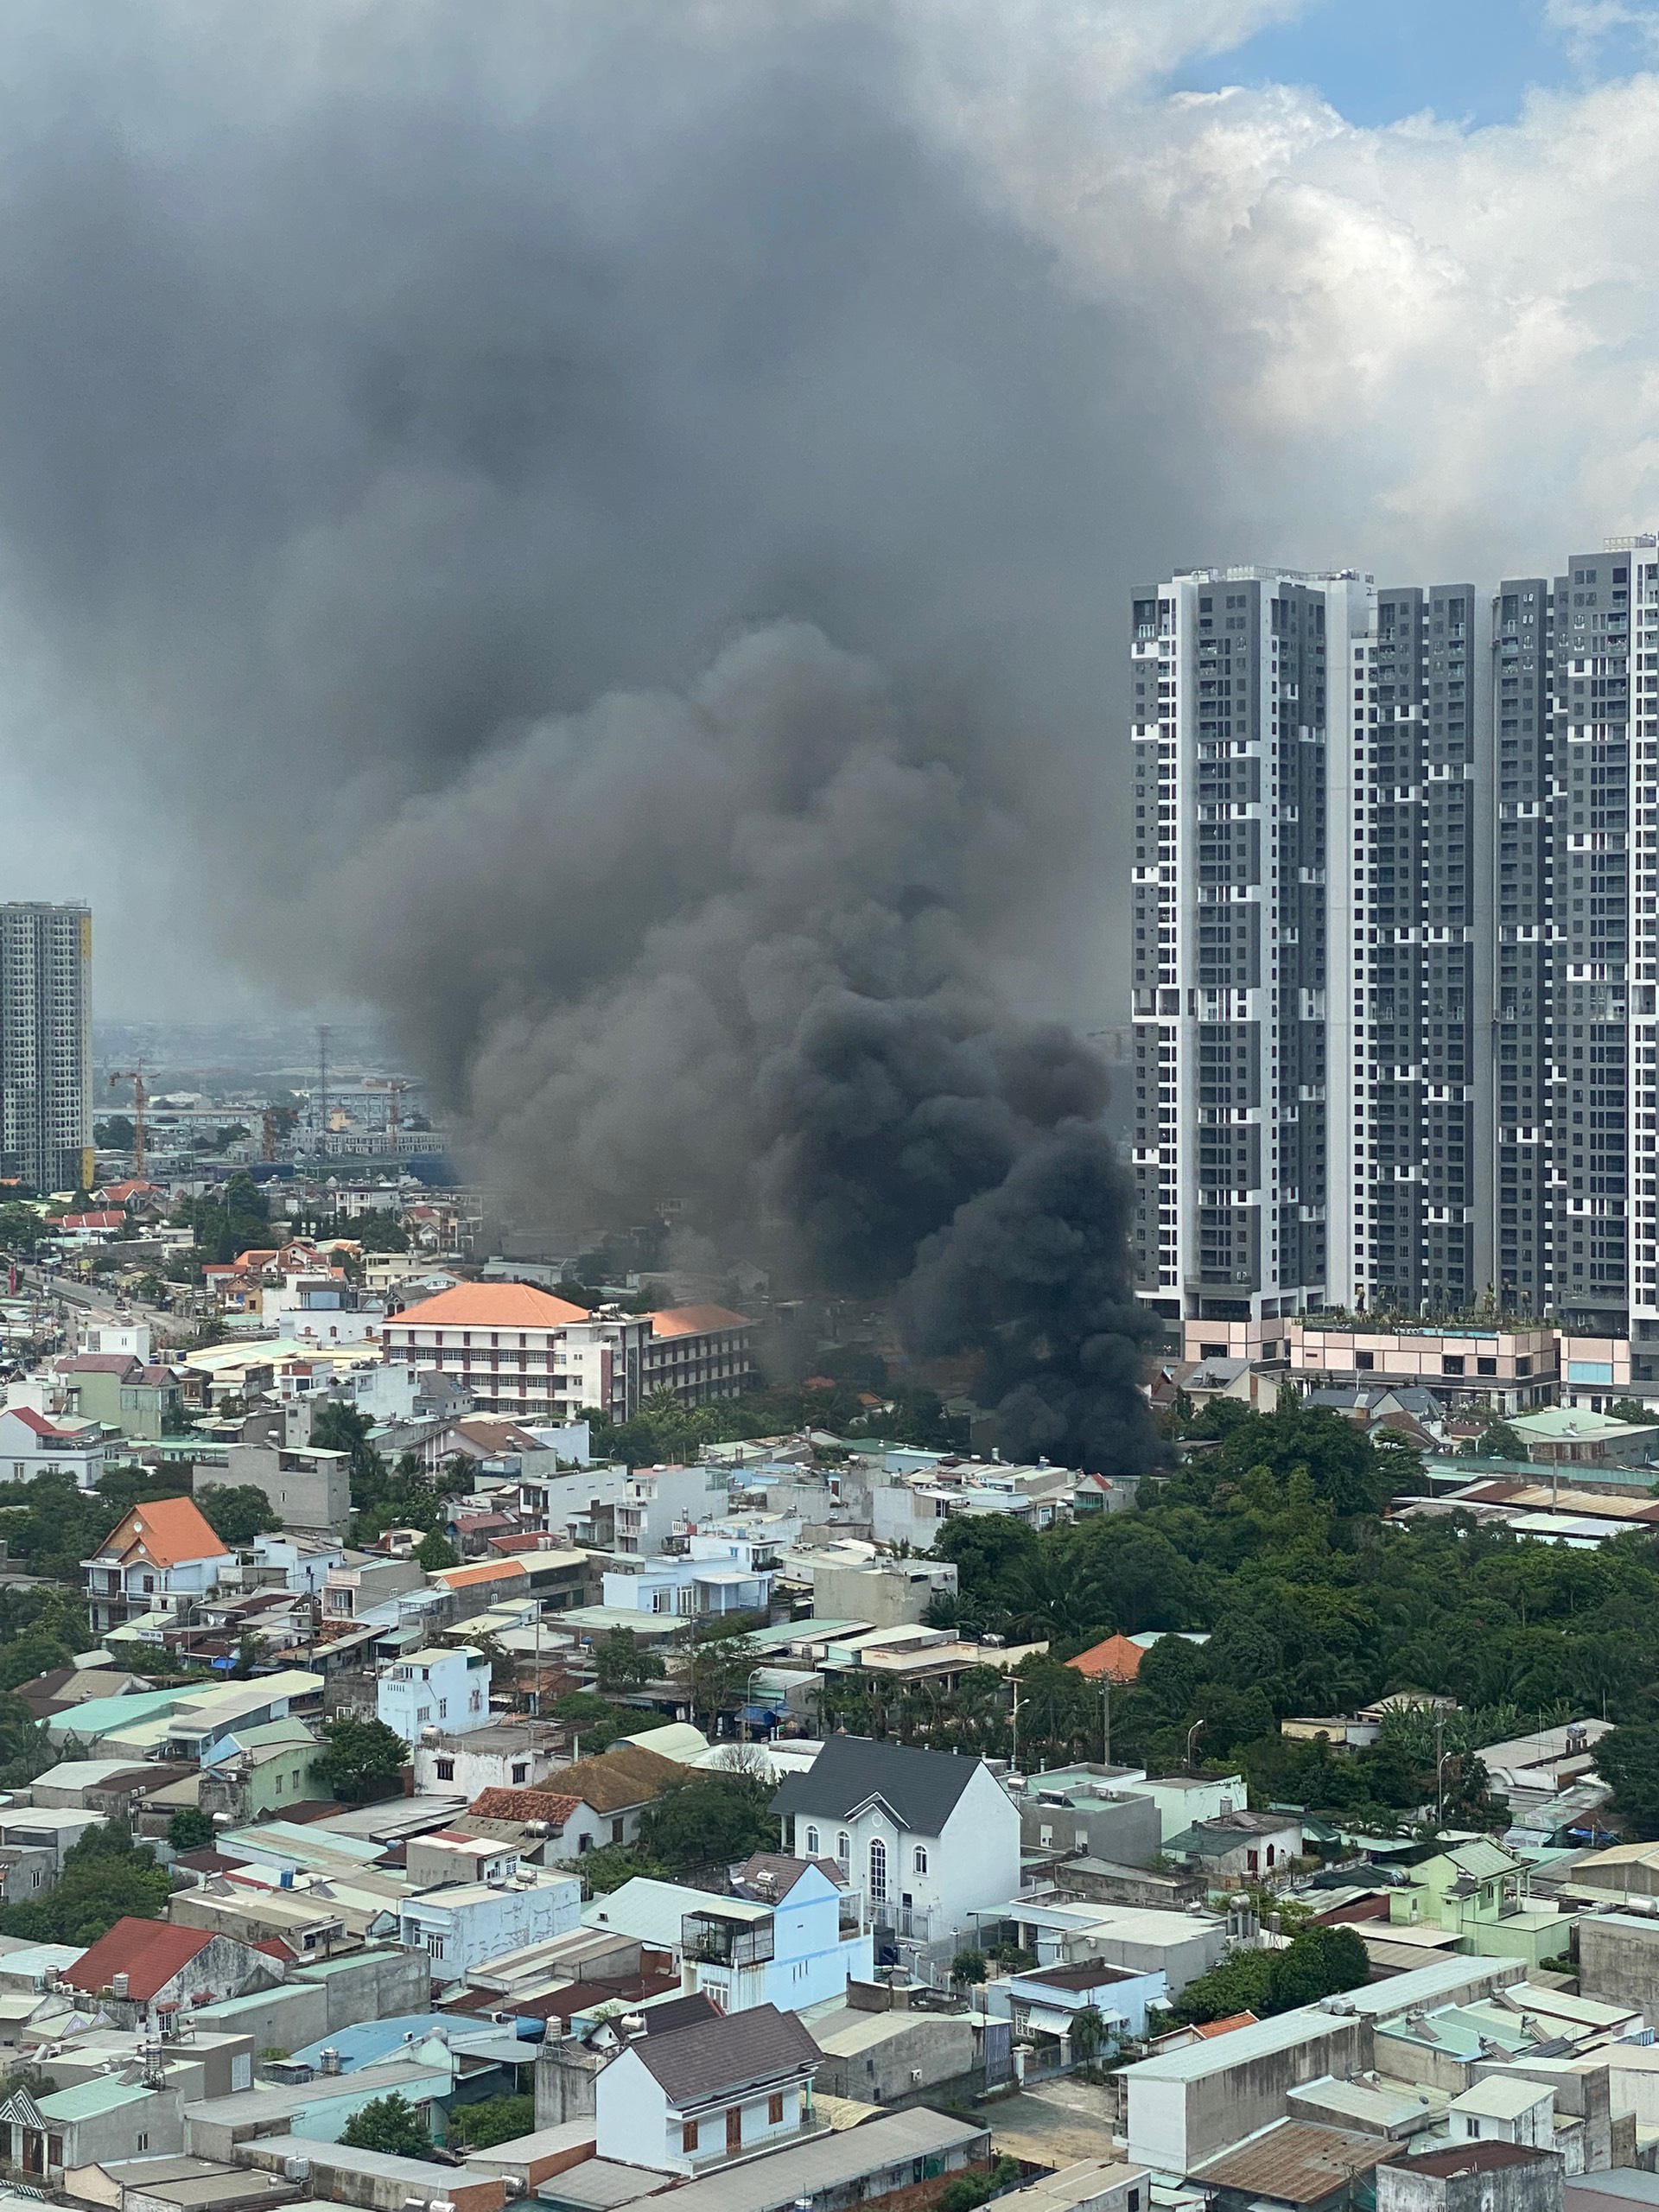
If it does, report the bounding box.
[727,2107,743,2152]
[435,1758,454,1781]
[438,1698,448,1719]
[612,1817,625,1843]
[426,1933,445,1959]
[804,1825,820,1856]
[836,1831,849,1864]
[512,1761,529,1784]
[682,2121,699,2154]
[137,2135,149,2154]
[869,1836,887,1903]
[767,2094,785,2126]
[913,1847,928,1875]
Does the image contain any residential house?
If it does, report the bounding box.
[510,1742,687,1856]
[82,1498,238,1638]
[1389,1839,1576,1967]
[1019,1775,1163,1868]
[236,2134,506,2212]
[590,2002,822,2174]
[54,1354,182,1441]
[0,2079,184,2183]
[413,1721,564,1799]
[609,1463,730,1556]
[1118,1771,1249,1847]
[1447,2078,1557,2150]
[321,1554,433,1636]
[1377,2144,1564,2212]
[61,1918,282,2029]
[1164,1809,1304,1885]
[772,1735,1021,1953]
[377,1645,493,1745]
[810,1558,958,1633]
[601,1550,772,1621]
[404,1831,523,1891]
[195,1720,326,1827]
[397,1866,582,1980]
[985,1958,1167,2044]
[581,1860,871,2012]
[247,1529,347,1596]
[0,1404,114,1490]
[201,1441,352,1532]
[1066,1635,1147,1685]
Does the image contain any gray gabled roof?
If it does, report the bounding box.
[769,1734,984,1836]
[630,2002,820,2110]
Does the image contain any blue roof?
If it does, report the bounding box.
[288,2014,461,2072]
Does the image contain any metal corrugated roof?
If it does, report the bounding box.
[1192,2120,1402,2202]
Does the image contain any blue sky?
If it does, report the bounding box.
[1168,0,1659,129]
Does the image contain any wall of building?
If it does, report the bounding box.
[207,1446,352,1531]
[1125,2012,1371,2171]
[1022,1796,1161,1869]
[1578,1914,1659,2020]
[1379,2155,1563,2212]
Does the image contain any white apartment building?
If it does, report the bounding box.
[375,1644,492,1743]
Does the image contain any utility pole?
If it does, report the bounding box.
[1101,1677,1112,1766]
[1010,1679,1023,1776]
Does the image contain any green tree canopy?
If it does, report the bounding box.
[310,1715,408,1805]
[198,1485,283,1546]
[339,2093,432,2158]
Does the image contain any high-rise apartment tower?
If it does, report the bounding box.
[0,902,92,1194]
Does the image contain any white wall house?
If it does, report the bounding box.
[591,2003,823,2174]
[612,1464,729,1555]
[376,1646,492,1745]
[411,1723,563,1798]
[397,1869,582,1980]
[0,1406,114,1491]
[579,1864,870,2012]
[601,1556,771,1619]
[772,1737,1020,1953]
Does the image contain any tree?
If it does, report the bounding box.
[677,1630,758,1730]
[1473,1421,1526,1460]
[1069,2004,1111,2060]
[198,1484,283,1546]
[340,2093,432,2158]
[309,1715,409,1805]
[638,1771,776,1875]
[447,2094,535,2148]
[594,1627,654,1693]
[1598,1722,1659,1838]
[0,1817,170,1943]
[416,1529,458,1571]
[168,1808,215,1853]
[1267,1923,1368,2011]
[950,1948,988,1988]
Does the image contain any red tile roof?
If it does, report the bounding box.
[649,1305,751,1338]
[63,1918,216,2000]
[392,1284,591,1329]
[104,1495,232,1569]
[1065,1633,1144,1684]
[468,1787,582,1827]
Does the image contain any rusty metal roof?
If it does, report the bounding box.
[1191,2120,1402,2202]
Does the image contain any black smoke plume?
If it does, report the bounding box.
[0,1,1185,1471]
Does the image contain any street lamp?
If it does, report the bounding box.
[1185,1719,1206,1771]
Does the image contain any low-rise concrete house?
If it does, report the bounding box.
[201,1442,353,1532]
[404,1830,523,1890]
[579,1861,871,2013]
[82,1497,238,1638]
[1378,2143,1563,2212]
[799,1986,981,2104]
[982,1897,1227,1999]
[1388,1840,1574,1968]
[414,1721,565,1798]
[60,1918,281,2029]
[398,1866,582,1980]
[987,1958,1167,2044]
[377,1643,492,1743]
[55,1354,183,1441]
[1124,2007,1373,2172]
[182,2056,454,2159]
[485,1743,686,1856]
[590,2107,989,2212]
[1021,1779,1162,1870]
[238,2135,506,2212]
[1165,1809,1303,1884]
[1448,2078,1556,2151]
[0,2079,184,2182]
[1117,1772,1247,1845]
[591,2001,822,2175]
[69,2154,299,2212]
[810,1559,958,1632]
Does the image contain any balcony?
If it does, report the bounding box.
[681,1910,774,1968]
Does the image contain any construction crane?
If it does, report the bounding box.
[109,1064,148,1175]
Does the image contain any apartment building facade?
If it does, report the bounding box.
[0,902,92,1195]
[1128,538,1659,1354]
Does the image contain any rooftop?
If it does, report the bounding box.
[629,2000,821,2108]
[393,1283,592,1329]
[771,1733,985,1834]
[1192,2120,1402,2204]
[62,1917,214,2001]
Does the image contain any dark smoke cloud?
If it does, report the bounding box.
[0,0,1192,1470]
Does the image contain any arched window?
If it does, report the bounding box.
[804,1825,820,1857]
[869,1837,888,1903]
[913,1847,928,1876]
[836,1831,850,1863]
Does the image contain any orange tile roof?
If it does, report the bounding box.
[435,1558,530,1591]
[1195,2011,1259,2037]
[105,1495,232,1569]
[649,1305,752,1338]
[64,1918,216,1999]
[1065,1633,1144,1684]
[392,1283,593,1329]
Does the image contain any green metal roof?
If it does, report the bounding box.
[38,2078,156,2120]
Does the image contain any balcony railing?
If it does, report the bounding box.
[681,1910,774,1968]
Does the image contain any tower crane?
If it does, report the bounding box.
[109,1064,148,1176]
